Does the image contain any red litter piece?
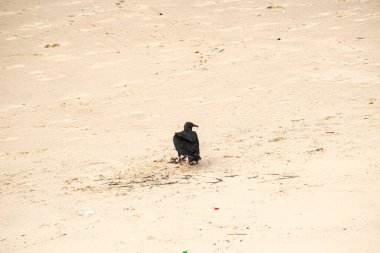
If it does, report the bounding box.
[214,207,219,210]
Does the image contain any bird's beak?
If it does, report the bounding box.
[193,124,199,127]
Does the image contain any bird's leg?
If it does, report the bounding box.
[181,156,188,165]
[177,153,186,164]
[188,155,199,165]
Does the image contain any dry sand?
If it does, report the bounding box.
[1,0,380,252]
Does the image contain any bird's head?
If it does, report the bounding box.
[184,122,198,131]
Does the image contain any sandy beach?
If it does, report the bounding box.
[1,0,380,252]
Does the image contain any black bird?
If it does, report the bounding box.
[173,122,201,164]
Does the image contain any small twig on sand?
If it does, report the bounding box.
[227,233,247,236]
[154,181,179,186]
[276,175,299,180]
[224,175,239,178]
[207,178,223,184]
[182,175,193,180]
[108,182,133,188]
[118,185,134,188]
[127,178,157,184]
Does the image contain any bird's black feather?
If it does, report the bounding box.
[173,122,201,164]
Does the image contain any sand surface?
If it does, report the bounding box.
[1,0,380,252]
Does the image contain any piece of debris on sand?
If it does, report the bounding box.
[307,147,325,154]
[268,137,286,142]
[266,4,284,10]
[44,43,60,48]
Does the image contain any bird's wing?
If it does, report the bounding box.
[175,131,196,143]
[194,132,200,153]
